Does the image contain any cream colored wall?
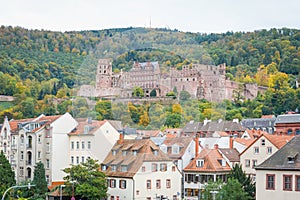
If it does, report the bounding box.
[107,178,134,200]
[256,170,300,200]
[134,161,182,199]
[240,136,278,176]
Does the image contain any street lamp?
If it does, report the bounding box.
[60,185,65,200]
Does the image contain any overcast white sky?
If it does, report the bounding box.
[1,0,299,33]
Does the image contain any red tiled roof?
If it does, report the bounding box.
[184,149,231,172]
[70,118,106,135]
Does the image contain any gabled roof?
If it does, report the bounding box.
[240,132,293,155]
[107,120,123,131]
[256,136,300,170]
[218,148,240,162]
[241,117,276,128]
[162,137,193,159]
[102,139,171,178]
[70,118,106,135]
[183,148,231,172]
[200,121,246,132]
[275,114,300,124]
[183,121,203,133]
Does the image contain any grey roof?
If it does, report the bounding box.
[183,121,204,133]
[200,121,246,132]
[150,137,166,146]
[241,118,276,128]
[218,148,240,162]
[124,127,137,135]
[256,136,300,170]
[107,120,123,132]
[275,114,300,124]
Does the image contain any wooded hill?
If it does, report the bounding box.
[0,25,299,128]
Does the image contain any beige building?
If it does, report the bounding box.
[255,136,300,200]
[102,136,182,200]
[240,132,293,181]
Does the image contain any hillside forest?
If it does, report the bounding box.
[0,26,300,129]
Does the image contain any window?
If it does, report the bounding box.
[71,141,74,150]
[102,165,107,171]
[146,180,151,189]
[283,175,292,191]
[142,166,146,172]
[46,159,50,168]
[119,180,126,189]
[38,151,41,159]
[267,147,272,154]
[122,150,127,156]
[46,143,50,152]
[112,150,117,156]
[38,135,41,143]
[76,156,79,164]
[196,159,204,167]
[76,141,80,149]
[88,141,91,149]
[254,147,259,154]
[71,156,74,164]
[121,165,128,172]
[136,190,140,195]
[287,129,293,135]
[81,141,85,149]
[252,160,257,168]
[160,163,167,172]
[20,135,24,145]
[21,151,24,160]
[266,174,275,190]
[46,175,49,184]
[110,179,116,188]
[152,163,157,172]
[172,166,176,172]
[156,180,161,189]
[20,167,24,176]
[81,156,84,163]
[295,175,300,191]
[245,159,250,167]
[111,165,117,172]
[261,139,265,146]
[166,179,171,188]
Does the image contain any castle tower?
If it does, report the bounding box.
[96,59,112,90]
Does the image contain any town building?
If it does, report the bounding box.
[240,132,293,181]
[183,145,232,200]
[241,116,276,134]
[274,113,300,135]
[101,136,182,200]
[255,136,300,200]
[0,113,78,185]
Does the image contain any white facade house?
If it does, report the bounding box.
[68,119,120,165]
[102,137,182,200]
[0,113,78,185]
[240,133,293,181]
[255,136,300,200]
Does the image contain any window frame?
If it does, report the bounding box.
[266,174,275,190]
[166,179,171,189]
[295,175,300,191]
[254,147,259,154]
[156,179,161,189]
[245,159,250,167]
[283,174,293,191]
[119,180,126,189]
[146,180,151,189]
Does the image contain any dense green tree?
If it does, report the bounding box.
[32,162,48,199]
[228,164,255,199]
[0,151,16,197]
[63,158,107,200]
[179,90,191,101]
[217,178,250,200]
[132,86,144,97]
[95,100,113,120]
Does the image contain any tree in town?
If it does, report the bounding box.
[63,158,107,200]
[217,178,250,200]
[0,151,16,197]
[32,162,48,199]
[132,86,144,97]
[228,164,255,199]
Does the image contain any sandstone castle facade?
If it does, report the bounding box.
[78,59,266,102]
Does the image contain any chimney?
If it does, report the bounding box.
[117,133,124,145]
[194,133,199,157]
[214,144,219,149]
[229,136,233,149]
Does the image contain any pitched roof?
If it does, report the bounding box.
[218,148,240,162]
[256,136,300,170]
[183,121,203,133]
[162,137,193,159]
[183,148,231,172]
[241,118,276,128]
[240,133,293,155]
[275,114,300,124]
[102,139,171,178]
[70,118,106,135]
[200,121,246,132]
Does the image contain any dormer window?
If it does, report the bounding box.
[111,165,117,172]
[102,165,107,171]
[153,150,158,156]
[121,165,128,172]
[196,159,204,167]
[288,155,297,164]
[172,144,180,154]
[112,150,117,156]
[160,145,167,154]
[122,150,127,156]
[133,150,137,156]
